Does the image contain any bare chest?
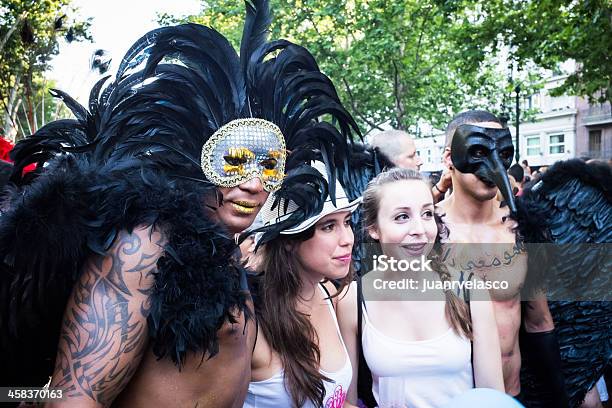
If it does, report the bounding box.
[443,224,527,300]
[115,318,253,408]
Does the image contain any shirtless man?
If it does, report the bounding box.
[29,3,356,405]
[437,110,567,405]
[47,177,267,408]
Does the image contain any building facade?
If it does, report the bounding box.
[510,76,577,167]
[575,99,612,160]
[414,132,445,173]
[510,75,611,168]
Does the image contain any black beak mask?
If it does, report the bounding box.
[451,124,516,213]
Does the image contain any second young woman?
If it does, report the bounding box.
[337,168,504,408]
[245,162,361,408]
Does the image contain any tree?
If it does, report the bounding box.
[159,0,519,134]
[452,0,612,105]
[0,0,91,141]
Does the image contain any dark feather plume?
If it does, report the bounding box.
[249,165,328,247]
[240,0,271,81]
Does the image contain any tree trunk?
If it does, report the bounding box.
[393,58,407,131]
[13,100,25,142]
[24,72,36,134]
[20,98,32,136]
[2,73,22,141]
[0,13,25,54]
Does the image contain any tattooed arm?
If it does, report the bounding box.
[46,226,165,407]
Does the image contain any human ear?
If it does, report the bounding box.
[442,148,454,171]
[367,225,380,241]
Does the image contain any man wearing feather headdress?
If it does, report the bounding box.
[0,1,358,406]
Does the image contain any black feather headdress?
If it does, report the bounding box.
[10,0,359,225]
[1,0,360,386]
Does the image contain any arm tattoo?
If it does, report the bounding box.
[51,230,162,405]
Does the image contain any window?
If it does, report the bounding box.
[550,96,571,111]
[589,130,602,153]
[526,136,540,156]
[427,149,432,163]
[549,134,565,154]
[532,93,542,110]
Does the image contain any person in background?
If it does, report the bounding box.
[507,164,525,196]
[521,160,531,178]
[370,129,451,202]
[370,129,423,171]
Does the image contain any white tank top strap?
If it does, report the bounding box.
[318,283,350,357]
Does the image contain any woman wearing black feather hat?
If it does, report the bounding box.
[0,0,358,406]
[245,161,361,408]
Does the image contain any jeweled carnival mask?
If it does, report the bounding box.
[201,118,286,192]
[451,124,517,213]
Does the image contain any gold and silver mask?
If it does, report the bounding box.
[201,118,286,192]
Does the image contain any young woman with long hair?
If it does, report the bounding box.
[337,167,504,408]
[244,163,361,408]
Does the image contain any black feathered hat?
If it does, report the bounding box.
[11,0,359,231]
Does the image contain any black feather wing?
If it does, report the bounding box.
[0,156,96,387]
[516,159,612,407]
[249,165,328,247]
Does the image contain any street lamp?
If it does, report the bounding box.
[514,84,520,163]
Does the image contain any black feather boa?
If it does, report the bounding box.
[0,155,248,386]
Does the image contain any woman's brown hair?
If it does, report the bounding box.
[254,226,353,407]
[361,167,472,339]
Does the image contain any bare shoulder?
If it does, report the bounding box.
[112,225,166,266]
[336,280,358,307]
[49,225,166,406]
[92,225,166,293]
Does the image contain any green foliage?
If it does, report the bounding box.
[457,0,612,104]
[159,0,609,134]
[158,0,514,133]
[0,0,92,140]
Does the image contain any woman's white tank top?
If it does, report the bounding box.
[244,286,352,408]
[362,304,473,408]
